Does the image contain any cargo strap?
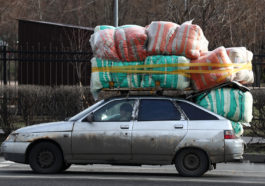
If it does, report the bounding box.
[92,62,252,81]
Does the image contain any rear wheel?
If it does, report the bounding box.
[29,142,63,174]
[175,149,209,177]
[61,163,71,172]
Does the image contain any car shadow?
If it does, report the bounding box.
[0,169,235,179]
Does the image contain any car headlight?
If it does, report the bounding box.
[5,133,19,142]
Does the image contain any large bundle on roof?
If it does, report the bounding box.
[146,21,209,59]
[141,55,190,89]
[90,27,119,61]
[226,47,254,84]
[115,25,147,61]
[90,57,143,99]
[191,46,234,91]
[94,25,115,32]
[196,88,253,123]
[231,121,244,137]
[190,46,254,91]
[90,25,147,62]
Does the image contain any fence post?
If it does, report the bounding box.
[3,45,7,85]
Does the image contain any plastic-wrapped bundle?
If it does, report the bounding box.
[90,28,120,61]
[90,25,147,62]
[90,58,143,99]
[94,25,115,32]
[231,121,244,137]
[196,88,253,123]
[191,46,234,91]
[146,21,208,59]
[146,21,179,55]
[226,47,254,84]
[115,25,147,61]
[141,55,190,89]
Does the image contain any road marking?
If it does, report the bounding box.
[0,161,14,168]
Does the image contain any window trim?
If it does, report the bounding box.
[172,100,188,121]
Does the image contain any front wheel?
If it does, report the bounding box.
[175,149,209,177]
[29,142,64,174]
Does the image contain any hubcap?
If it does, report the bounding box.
[183,153,200,170]
[37,150,55,168]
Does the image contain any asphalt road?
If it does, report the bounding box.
[0,157,265,186]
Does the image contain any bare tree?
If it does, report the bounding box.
[250,89,265,138]
[0,0,264,52]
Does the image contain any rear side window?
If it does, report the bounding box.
[138,99,181,121]
[176,101,218,120]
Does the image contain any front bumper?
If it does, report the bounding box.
[225,138,244,162]
[1,141,30,164]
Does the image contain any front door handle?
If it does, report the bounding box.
[174,124,184,129]
[120,125,129,129]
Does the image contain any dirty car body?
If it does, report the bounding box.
[1,96,244,176]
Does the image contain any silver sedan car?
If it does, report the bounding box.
[1,96,244,176]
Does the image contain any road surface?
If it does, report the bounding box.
[0,157,265,186]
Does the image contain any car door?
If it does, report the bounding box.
[71,99,136,162]
[176,100,225,159]
[132,98,188,163]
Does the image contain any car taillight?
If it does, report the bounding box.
[224,130,236,139]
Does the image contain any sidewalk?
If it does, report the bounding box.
[242,136,265,144]
[242,136,265,163]
[243,153,265,163]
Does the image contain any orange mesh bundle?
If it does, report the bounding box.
[191,46,234,91]
[147,21,208,59]
[147,21,179,55]
[115,26,147,61]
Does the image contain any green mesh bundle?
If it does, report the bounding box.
[141,55,190,89]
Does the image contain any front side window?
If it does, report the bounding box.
[176,101,218,120]
[93,99,135,122]
[138,99,181,121]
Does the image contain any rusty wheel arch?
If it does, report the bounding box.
[25,139,65,164]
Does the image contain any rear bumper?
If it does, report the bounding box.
[225,138,244,162]
[1,141,30,164]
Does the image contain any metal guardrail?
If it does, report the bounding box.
[0,45,92,86]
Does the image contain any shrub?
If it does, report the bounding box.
[0,85,95,135]
[0,86,17,134]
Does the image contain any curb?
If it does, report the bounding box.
[243,153,265,163]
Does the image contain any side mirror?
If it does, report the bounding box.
[85,113,94,123]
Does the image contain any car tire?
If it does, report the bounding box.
[175,148,209,177]
[29,142,63,174]
[60,163,71,172]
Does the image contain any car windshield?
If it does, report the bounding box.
[68,100,105,121]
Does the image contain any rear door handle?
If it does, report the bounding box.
[120,125,129,129]
[174,124,184,129]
